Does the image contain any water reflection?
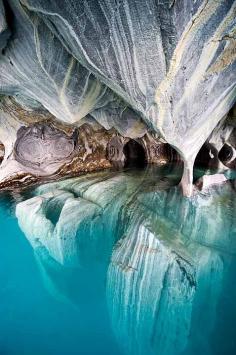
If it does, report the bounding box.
[15,166,236,355]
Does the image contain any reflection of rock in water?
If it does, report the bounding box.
[107,225,196,355]
[106,225,226,355]
[138,183,236,253]
[33,246,108,311]
[16,171,126,266]
[33,246,81,307]
[15,166,180,266]
[15,168,236,354]
[106,182,235,355]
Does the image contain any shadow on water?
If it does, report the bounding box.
[0,164,236,355]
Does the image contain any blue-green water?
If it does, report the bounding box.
[0,166,235,355]
[0,202,120,355]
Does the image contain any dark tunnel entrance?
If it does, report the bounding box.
[123,140,147,168]
[218,144,233,163]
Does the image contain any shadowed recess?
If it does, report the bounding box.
[123,140,147,168]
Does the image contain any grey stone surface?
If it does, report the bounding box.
[0,0,235,194]
[14,123,75,169]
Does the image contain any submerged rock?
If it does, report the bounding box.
[14,169,236,353]
[15,171,140,265]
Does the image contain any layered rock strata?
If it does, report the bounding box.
[0,0,235,195]
[0,97,179,190]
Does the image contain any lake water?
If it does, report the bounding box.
[0,166,235,355]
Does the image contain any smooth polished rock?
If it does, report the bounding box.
[0,0,235,194]
[20,0,236,195]
[0,1,140,132]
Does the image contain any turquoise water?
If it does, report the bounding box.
[0,199,121,355]
[0,166,235,355]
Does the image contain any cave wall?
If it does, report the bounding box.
[20,0,236,195]
[0,0,235,194]
[0,97,175,190]
[194,108,236,176]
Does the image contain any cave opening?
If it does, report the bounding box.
[123,140,147,168]
[218,144,233,163]
[194,143,216,169]
[193,143,218,182]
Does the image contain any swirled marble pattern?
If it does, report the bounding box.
[0,0,235,194]
[14,124,75,168]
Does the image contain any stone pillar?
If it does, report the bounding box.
[180,158,195,197]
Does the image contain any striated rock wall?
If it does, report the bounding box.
[0,98,176,190]
[0,0,235,194]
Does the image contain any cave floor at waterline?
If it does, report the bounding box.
[0,165,235,355]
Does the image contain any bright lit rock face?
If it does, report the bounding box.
[0,0,236,194]
[15,169,236,353]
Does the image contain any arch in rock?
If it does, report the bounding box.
[218,143,236,169]
[194,143,219,170]
[218,144,233,162]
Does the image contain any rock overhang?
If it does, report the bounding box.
[0,0,235,194]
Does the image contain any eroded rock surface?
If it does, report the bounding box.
[0,97,179,190]
[14,123,76,169]
[0,0,235,194]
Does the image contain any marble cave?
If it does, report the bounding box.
[0,1,235,355]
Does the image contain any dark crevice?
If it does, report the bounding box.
[218,144,233,163]
[194,143,218,169]
[1,0,14,47]
[123,140,147,169]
